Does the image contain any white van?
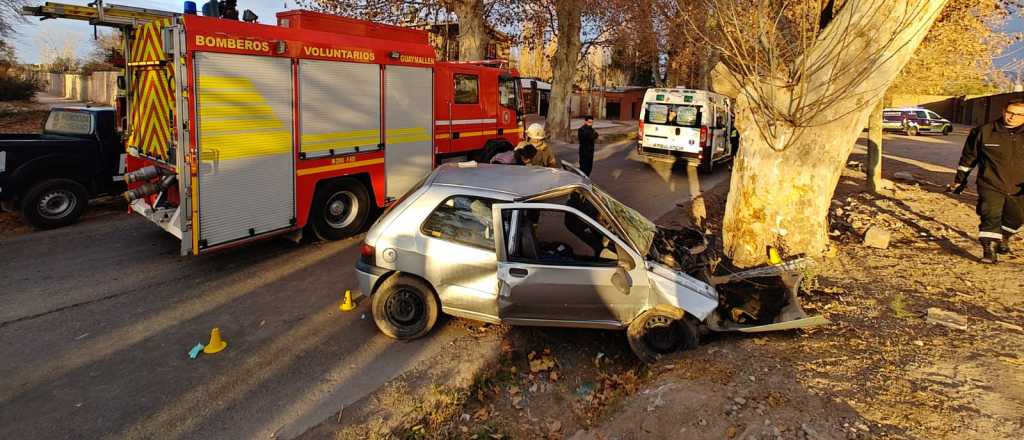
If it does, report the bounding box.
[638,88,733,171]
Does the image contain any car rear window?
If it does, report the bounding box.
[645,103,700,127]
[421,195,500,251]
[44,110,93,135]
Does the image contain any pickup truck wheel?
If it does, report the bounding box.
[310,179,370,241]
[372,275,439,340]
[627,307,698,364]
[21,179,88,230]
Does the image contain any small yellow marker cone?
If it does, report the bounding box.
[339,290,357,312]
[203,327,227,354]
[767,247,783,265]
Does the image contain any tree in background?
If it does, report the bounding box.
[80,31,121,74]
[299,0,520,61]
[890,0,1013,96]
[1,0,28,37]
[688,0,948,267]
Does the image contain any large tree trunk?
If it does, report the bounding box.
[866,100,884,192]
[716,0,948,267]
[546,0,582,142]
[453,0,488,61]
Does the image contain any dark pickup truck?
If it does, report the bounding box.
[0,107,125,229]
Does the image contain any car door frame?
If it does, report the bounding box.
[490,202,649,328]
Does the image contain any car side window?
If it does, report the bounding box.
[915,111,928,118]
[421,196,498,251]
[506,208,618,266]
[927,111,941,120]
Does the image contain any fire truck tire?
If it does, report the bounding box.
[310,179,370,241]
[627,306,698,364]
[20,178,88,230]
[371,274,439,340]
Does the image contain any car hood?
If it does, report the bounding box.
[646,261,718,320]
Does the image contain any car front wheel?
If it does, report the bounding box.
[942,125,951,136]
[626,306,698,364]
[906,126,918,136]
[372,274,440,339]
[20,178,88,230]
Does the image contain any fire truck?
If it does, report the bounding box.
[24,2,525,255]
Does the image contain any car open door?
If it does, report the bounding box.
[491,202,648,327]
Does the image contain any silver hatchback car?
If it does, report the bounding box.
[356,163,826,361]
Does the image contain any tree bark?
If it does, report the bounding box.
[452,0,488,61]
[717,0,948,267]
[866,100,884,192]
[546,0,582,142]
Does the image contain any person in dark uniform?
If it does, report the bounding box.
[949,100,1024,264]
[577,115,599,176]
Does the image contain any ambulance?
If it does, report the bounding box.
[637,88,733,172]
[25,2,525,255]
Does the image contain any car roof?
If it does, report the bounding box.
[428,163,588,197]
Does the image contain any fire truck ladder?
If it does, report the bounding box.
[22,1,175,28]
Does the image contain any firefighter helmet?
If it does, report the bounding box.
[526,123,546,140]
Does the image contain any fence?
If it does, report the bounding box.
[45,71,119,106]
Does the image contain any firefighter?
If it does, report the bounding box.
[491,144,537,165]
[517,123,558,168]
[948,100,1024,264]
[577,115,599,176]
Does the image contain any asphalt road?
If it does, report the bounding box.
[0,138,730,439]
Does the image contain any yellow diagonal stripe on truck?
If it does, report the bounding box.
[198,76,255,89]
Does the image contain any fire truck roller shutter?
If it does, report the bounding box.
[194,52,295,248]
[384,65,433,199]
[299,60,381,158]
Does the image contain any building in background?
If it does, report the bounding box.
[412,23,512,62]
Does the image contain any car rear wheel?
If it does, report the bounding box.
[20,178,88,230]
[372,275,439,339]
[627,306,698,364]
[309,178,370,241]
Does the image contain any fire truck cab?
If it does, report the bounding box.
[108,9,524,255]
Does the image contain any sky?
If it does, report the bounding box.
[10,1,293,64]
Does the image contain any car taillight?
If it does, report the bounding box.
[700,125,708,147]
[360,244,375,265]
[639,120,644,138]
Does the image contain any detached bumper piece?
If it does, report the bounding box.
[705,259,830,332]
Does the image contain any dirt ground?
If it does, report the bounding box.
[358,164,1023,439]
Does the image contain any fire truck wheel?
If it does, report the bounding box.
[627,306,698,364]
[20,178,88,230]
[372,274,439,340]
[310,179,370,241]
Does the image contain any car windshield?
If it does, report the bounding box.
[592,186,656,254]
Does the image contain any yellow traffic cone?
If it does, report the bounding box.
[339,290,357,312]
[203,327,227,354]
[767,247,783,265]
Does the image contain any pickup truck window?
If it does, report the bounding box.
[44,110,93,136]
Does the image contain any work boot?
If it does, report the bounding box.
[998,233,1012,254]
[981,239,999,264]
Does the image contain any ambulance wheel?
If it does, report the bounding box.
[21,178,88,230]
[372,274,439,340]
[310,179,370,241]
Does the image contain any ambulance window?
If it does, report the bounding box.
[674,106,699,127]
[455,74,479,104]
[645,103,668,124]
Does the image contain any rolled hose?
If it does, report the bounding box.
[123,175,176,202]
[123,165,167,184]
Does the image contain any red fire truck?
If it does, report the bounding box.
[27,3,525,255]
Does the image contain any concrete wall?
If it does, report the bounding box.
[886,94,958,119]
[45,71,118,105]
[957,92,1024,127]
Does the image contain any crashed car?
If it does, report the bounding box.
[355,162,827,362]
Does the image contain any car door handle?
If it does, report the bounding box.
[509,268,528,278]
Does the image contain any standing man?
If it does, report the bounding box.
[577,115,599,176]
[949,100,1024,264]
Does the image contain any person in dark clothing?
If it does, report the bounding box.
[577,115,599,176]
[949,100,1024,264]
